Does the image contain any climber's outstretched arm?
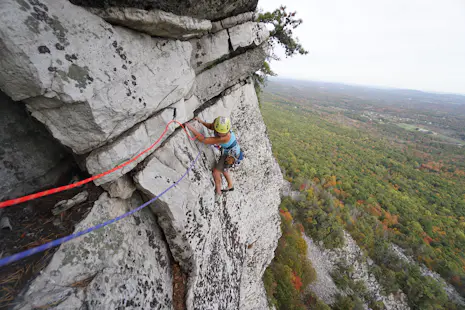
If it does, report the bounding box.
[185,123,228,145]
[194,117,214,130]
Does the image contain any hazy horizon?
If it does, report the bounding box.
[260,0,465,95]
[268,76,465,97]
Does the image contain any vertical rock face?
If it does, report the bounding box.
[134,82,282,309]
[1,0,281,309]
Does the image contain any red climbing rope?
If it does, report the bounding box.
[0,120,196,209]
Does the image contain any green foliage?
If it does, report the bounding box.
[302,292,332,310]
[257,6,308,57]
[254,6,308,94]
[330,262,372,305]
[253,61,276,95]
[261,88,465,308]
[253,61,276,107]
[333,294,364,310]
[263,203,328,309]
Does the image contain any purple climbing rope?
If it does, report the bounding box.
[0,150,202,268]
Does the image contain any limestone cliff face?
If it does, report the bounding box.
[0,0,282,309]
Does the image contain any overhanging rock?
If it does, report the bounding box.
[88,7,212,39]
[70,0,259,21]
[0,91,70,202]
[195,46,267,102]
[191,22,269,73]
[86,96,201,185]
[0,0,195,154]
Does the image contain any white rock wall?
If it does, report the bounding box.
[135,82,282,309]
[0,0,268,156]
[1,1,280,309]
[0,0,195,154]
[15,193,173,310]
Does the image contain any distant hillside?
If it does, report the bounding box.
[265,78,465,115]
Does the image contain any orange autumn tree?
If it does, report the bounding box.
[264,199,320,309]
[291,271,303,291]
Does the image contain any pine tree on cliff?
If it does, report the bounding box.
[254,6,308,93]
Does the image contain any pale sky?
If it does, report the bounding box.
[259,0,465,94]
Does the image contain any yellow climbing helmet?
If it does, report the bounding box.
[213,116,231,134]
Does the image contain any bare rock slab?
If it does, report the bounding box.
[228,22,269,51]
[191,29,230,73]
[195,46,267,102]
[85,96,201,185]
[15,192,173,310]
[221,12,255,29]
[101,175,137,199]
[134,82,282,309]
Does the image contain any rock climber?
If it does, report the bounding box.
[185,116,243,201]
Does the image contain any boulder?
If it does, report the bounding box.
[0,0,195,154]
[88,7,211,39]
[70,0,259,21]
[134,82,282,309]
[86,96,201,185]
[0,91,70,202]
[101,175,136,199]
[52,191,89,215]
[195,46,267,102]
[228,22,269,51]
[15,192,173,310]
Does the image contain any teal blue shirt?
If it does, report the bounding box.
[216,131,241,156]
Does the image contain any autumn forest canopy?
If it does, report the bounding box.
[261,78,465,309]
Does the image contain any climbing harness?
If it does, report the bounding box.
[0,120,196,209]
[218,131,244,170]
[223,150,244,170]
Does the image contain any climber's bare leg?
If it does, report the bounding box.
[212,168,222,195]
[222,171,233,189]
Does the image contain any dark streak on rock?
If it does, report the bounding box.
[38,45,50,54]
